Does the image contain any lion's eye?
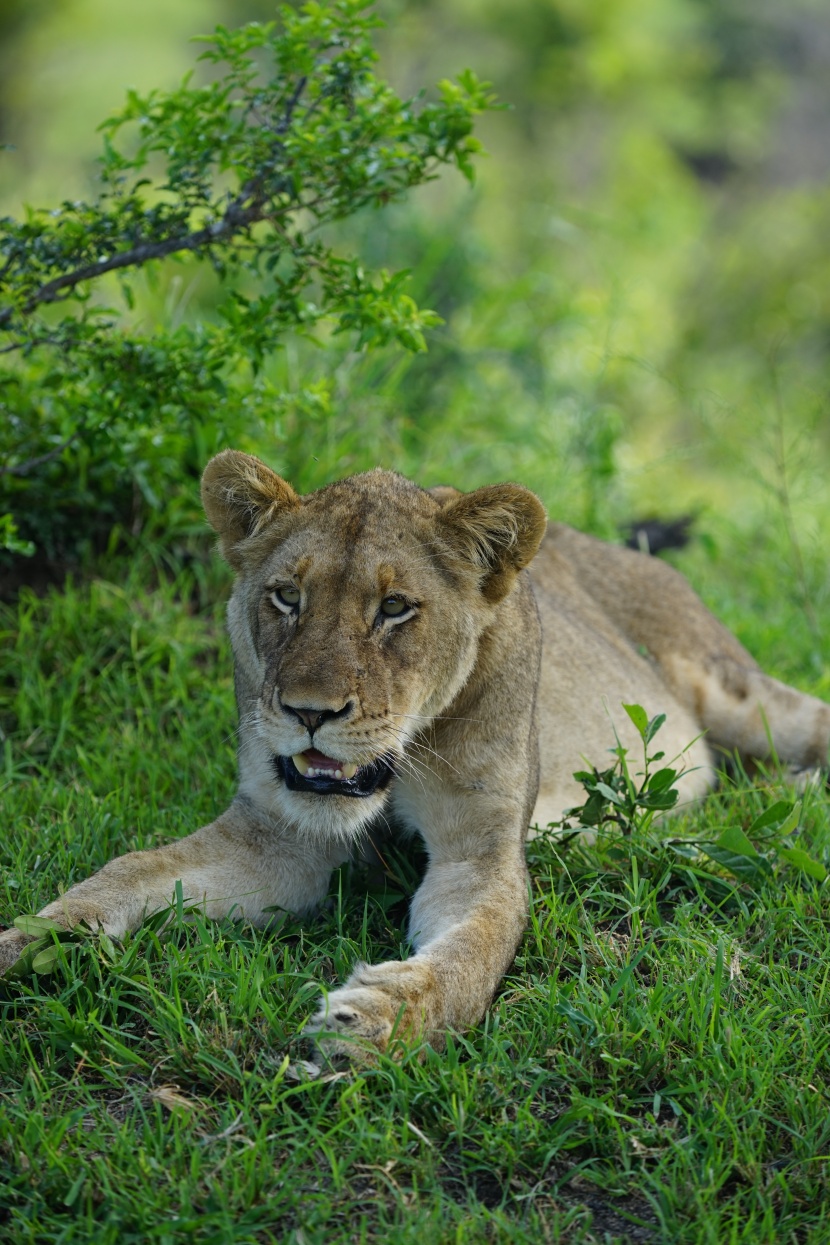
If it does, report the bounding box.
[270,586,300,613]
[379,595,409,618]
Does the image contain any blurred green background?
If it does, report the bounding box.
[1,0,828,590]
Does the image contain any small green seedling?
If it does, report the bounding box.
[560,703,684,838]
[551,704,826,895]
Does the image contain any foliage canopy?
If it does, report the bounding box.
[0,0,493,561]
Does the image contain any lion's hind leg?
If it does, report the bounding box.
[667,654,830,773]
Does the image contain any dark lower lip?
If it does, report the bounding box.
[274,754,395,798]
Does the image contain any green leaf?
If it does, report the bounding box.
[595,782,626,807]
[747,800,796,836]
[32,945,64,975]
[647,767,678,792]
[778,847,827,881]
[644,713,667,745]
[716,825,761,857]
[701,825,773,885]
[13,915,64,936]
[776,802,802,839]
[639,788,679,811]
[622,703,648,737]
[668,841,702,860]
[702,844,771,884]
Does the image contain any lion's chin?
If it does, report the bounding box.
[274,752,395,798]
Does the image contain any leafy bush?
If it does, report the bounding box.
[0,0,493,563]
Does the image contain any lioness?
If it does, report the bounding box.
[2,451,828,1058]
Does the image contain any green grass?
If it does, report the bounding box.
[1,547,829,1245]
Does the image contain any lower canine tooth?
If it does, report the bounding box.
[292,753,310,776]
[341,763,358,779]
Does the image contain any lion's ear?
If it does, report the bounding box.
[427,485,462,506]
[201,450,300,565]
[437,484,547,603]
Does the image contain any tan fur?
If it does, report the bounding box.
[2,452,828,1060]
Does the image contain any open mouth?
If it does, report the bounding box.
[275,749,395,798]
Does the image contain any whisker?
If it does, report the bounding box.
[394,756,430,798]
[401,735,463,778]
[389,712,484,725]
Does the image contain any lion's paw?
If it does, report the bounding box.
[306,959,437,1063]
[306,985,397,1063]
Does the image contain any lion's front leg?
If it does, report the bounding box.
[309,842,528,1060]
[0,802,343,973]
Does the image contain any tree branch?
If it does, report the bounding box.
[0,195,266,331]
[0,76,309,332]
[0,431,81,476]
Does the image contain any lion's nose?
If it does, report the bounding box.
[280,699,354,732]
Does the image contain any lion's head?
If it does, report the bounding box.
[201,450,546,839]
